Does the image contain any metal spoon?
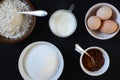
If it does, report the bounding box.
[75,44,96,65]
[18,10,48,17]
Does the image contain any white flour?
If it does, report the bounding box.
[0,0,32,39]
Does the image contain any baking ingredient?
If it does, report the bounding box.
[100,20,118,34]
[0,0,32,39]
[96,6,112,20]
[87,16,101,30]
[25,44,59,80]
[49,10,77,37]
[82,49,104,71]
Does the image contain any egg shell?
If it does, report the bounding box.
[100,20,118,34]
[96,6,112,20]
[87,16,101,30]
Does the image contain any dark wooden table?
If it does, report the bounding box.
[0,0,120,80]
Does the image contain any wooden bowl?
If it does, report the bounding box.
[0,0,36,44]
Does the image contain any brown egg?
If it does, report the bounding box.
[87,16,101,30]
[100,20,118,34]
[96,6,112,20]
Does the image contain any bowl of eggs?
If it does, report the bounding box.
[0,0,36,44]
[85,3,120,40]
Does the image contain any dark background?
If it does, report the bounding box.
[0,0,120,80]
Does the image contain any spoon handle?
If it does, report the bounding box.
[75,44,96,65]
[19,10,48,17]
[75,44,91,57]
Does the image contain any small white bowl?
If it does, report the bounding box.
[80,46,110,76]
[18,41,64,80]
[85,3,120,40]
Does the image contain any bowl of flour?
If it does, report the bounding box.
[0,0,36,44]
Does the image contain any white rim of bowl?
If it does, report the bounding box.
[18,41,64,80]
[80,46,110,76]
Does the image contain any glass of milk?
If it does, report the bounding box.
[49,5,77,37]
[18,41,64,80]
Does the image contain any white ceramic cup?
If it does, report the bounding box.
[49,9,77,37]
[80,46,110,76]
[18,41,64,80]
[85,3,120,40]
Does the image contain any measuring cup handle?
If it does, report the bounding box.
[68,4,75,12]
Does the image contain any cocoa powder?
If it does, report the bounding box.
[82,49,104,71]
